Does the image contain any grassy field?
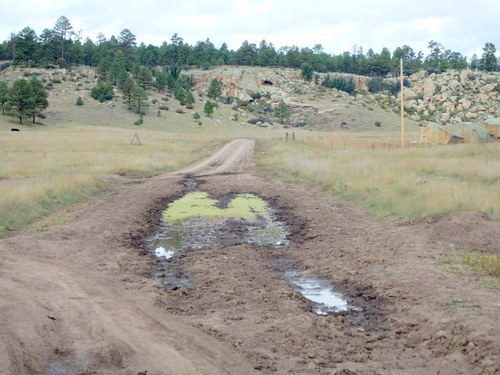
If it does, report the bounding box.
[0,122,226,237]
[257,135,500,220]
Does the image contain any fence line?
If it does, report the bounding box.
[277,133,437,152]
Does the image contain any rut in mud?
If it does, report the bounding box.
[1,139,499,375]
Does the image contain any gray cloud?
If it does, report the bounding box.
[0,0,498,57]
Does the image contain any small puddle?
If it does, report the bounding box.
[284,270,358,316]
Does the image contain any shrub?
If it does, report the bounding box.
[374,121,382,127]
[134,116,143,125]
[176,109,185,114]
[384,81,400,95]
[52,78,62,84]
[90,82,114,103]
[75,97,84,106]
[419,114,436,122]
[322,75,356,94]
[201,62,212,70]
[223,96,235,104]
[159,105,169,110]
[367,77,385,93]
[193,112,201,120]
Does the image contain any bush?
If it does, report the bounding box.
[159,105,169,110]
[193,112,201,120]
[419,114,436,122]
[384,81,400,95]
[75,97,84,106]
[176,109,185,114]
[134,116,143,125]
[374,121,382,127]
[223,96,235,104]
[367,77,385,93]
[90,82,114,103]
[322,75,356,94]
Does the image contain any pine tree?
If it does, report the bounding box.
[479,43,498,72]
[0,82,9,114]
[109,59,126,86]
[122,78,136,110]
[184,90,195,105]
[175,87,186,105]
[53,16,73,63]
[301,64,314,81]
[131,87,148,114]
[204,100,215,117]
[29,78,48,123]
[274,99,290,124]
[6,79,34,124]
[137,67,153,89]
[154,73,168,92]
[207,79,222,100]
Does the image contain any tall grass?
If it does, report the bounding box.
[257,139,500,220]
[0,125,223,236]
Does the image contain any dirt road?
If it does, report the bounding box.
[1,139,498,375]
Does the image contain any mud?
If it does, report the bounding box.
[1,139,499,375]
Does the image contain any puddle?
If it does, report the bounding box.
[148,187,370,322]
[284,270,358,316]
[149,191,288,289]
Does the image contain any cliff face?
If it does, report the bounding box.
[188,66,305,102]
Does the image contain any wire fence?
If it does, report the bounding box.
[272,132,438,152]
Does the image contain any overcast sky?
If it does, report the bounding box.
[1,0,499,57]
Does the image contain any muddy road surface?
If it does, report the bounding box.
[1,139,499,375]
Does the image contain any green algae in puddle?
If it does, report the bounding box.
[163,192,271,224]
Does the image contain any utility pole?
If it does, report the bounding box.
[400,58,405,147]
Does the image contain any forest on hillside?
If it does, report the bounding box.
[1,16,499,76]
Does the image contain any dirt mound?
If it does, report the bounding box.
[411,211,500,253]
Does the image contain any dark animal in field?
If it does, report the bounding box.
[11,128,20,132]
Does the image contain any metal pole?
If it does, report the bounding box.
[400,58,405,147]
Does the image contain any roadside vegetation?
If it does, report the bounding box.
[0,125,222,237]
[257,137,500,220]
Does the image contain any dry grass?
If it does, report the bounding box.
[462,253,500,278]
[257,136,500,220]
[0,124,224,236]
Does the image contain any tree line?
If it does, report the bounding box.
[1,16,498,76]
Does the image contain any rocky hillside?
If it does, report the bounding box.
[190,67,500,126]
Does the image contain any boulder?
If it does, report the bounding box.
[480,83,496,93]
[423,78,436,101]
[461,101,472,110]
[442,102,455,112]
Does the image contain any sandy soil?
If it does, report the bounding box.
[1,139,498,375]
